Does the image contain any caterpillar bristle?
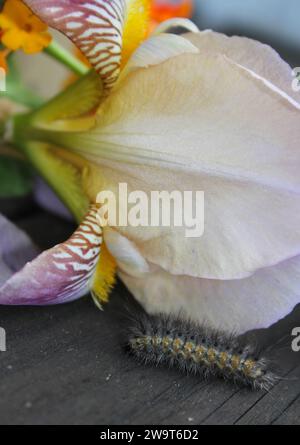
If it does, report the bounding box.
[125,312,279,391]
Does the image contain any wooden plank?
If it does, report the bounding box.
[1,285,299,425]
[201,332,300,425]
[235,365,300,425]
[273,394,300,425]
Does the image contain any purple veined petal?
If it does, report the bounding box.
[24,0,126,92]
[0,205,103,305]
[0,214,40,287]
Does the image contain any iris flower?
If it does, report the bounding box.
[1,0,300,335]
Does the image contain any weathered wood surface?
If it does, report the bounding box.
[0,197,299,425]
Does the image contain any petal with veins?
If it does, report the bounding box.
[0,205,102,305]
[24,0,126,91]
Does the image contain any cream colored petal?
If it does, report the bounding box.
[104,227,149,276]
[152,18,199,35]
[119,33,199,82]
[65,34,300,280]
[186,30,300,102]
[120,255,300,335]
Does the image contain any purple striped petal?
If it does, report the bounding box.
[0,205,102,305]
[24,0,126,91]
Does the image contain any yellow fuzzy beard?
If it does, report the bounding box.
[121,0,150,67]
[91,243,117,307]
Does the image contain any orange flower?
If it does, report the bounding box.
[0,48,10,71]
[151,0,194,22]
[0,0,52,54]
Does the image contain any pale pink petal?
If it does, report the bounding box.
[24,0,126,91]
[0,206,102,305]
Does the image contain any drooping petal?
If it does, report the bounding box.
[0,205,102,305]
[24,0,126,91]
[55,31,300,280]
[120,255,300,335]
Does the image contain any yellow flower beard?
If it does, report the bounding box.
[121,0,151,67]
[92,244,117,306]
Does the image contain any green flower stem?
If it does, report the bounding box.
[12,113,89,222]
[44,41,89,76]
[13,112,75,147]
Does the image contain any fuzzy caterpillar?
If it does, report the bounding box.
[126,312,278,391]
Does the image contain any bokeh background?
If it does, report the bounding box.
[194,0,300,58]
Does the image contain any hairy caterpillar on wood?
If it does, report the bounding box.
[125,312,279,390]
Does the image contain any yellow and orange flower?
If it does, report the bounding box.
[0,0,52,54]
[151,0,193,22]
[0,48,9,71]
[150,0,193,31]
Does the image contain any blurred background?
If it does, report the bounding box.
[150,0,300,69]
[194,0,300,60]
